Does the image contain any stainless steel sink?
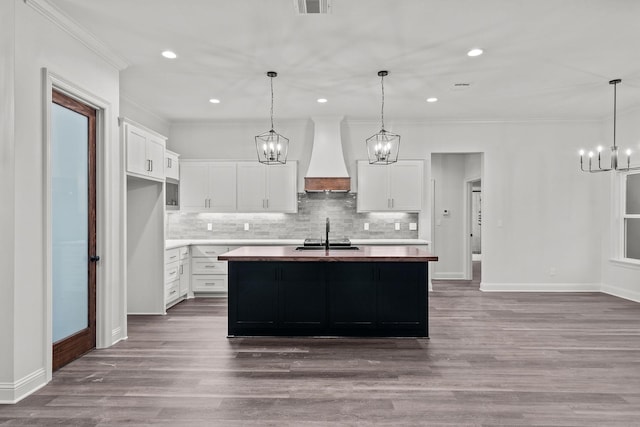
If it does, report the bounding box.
[295,246,360,251]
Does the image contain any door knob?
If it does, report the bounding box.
[90,256,100,262]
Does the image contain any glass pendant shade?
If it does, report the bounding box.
[366,129,400,165]
[255,71,289,165]
[255,129,289,165]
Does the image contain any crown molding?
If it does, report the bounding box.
[24,0,129,70]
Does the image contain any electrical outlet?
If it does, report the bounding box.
[395,223,401,231]
[364,223,369,231]
[244,223,250,231]
[409,223,417,231]
[207,223,212,231]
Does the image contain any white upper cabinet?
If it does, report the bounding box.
[357,160,423,212]
[237,162,297,213]
[165,150,180,181]
[123,118,166,182]
[180,161,237,211]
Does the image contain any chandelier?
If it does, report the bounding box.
[366,71,400,165]
[580,79,639,172]
[255,71,289,165]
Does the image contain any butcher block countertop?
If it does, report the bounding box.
[218,245,438,262]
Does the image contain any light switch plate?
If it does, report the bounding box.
[409,223,417,230]
[207,223,212,231]
[395,223,401,231]
[364,223,369,231]
[244,223,250,231]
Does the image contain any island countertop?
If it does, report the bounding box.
[218,245,438,262]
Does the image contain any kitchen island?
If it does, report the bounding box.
[218,246,438,337]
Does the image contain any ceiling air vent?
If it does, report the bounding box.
[295,0,331,14]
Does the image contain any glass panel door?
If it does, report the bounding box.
[51,90,96,370]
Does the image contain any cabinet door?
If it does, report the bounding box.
[236,162,266,212]
[126,126,148,176]
[179,259,190,296]
[165,152,180,181]
[146,137,166,180]
[209,162,237,212]
[180,163,209,210]
[388,161,423,211]
[357,162,389,212]
[279,262,325,329]
[265,163,297,212]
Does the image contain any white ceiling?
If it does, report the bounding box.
[52,0,640,123]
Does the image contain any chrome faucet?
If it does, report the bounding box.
[325,217,330,251]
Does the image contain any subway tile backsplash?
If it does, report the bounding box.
[166,193,419,239]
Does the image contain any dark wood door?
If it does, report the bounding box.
[51,90,97,371]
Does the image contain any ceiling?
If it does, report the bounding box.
[51,0,640,123]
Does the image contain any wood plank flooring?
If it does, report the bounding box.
[2,265,640,426]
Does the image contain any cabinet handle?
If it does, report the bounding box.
[266,199,269,209]
[180,265,183,274]
[205,264,217,268]
[204,282,217,286]
[391,198,394,208]
[167,158,171,168]
[170,289,177,295]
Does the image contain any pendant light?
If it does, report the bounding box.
[366,70,400,165]
[255,71,289,165]
[579,79,639,172]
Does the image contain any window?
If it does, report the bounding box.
[623,172,640,260]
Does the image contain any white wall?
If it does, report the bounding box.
[120,96,170,137]
[601,107,640,301]
[1,0,124,403]
[0,0,16,395]
[170,118,607,289]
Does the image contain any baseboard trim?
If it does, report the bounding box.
[601,283,640,303]
[110,327,127,346]
[480,282,601,292]
[0,368,47,404]
[432,272,465,280]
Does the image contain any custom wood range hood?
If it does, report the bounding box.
[304,116,351,192]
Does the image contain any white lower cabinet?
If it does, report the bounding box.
[165,246,188,308]
[179,246,190,298]
[191,245,236,294]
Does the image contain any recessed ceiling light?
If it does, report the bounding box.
[426,97,438,103]
[317,98,328,103]
[467,48,483,57]
[161,50,177,59]
[209,98,220,104]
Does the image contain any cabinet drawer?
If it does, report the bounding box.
[191,245,228,258]
[179,246,189,259]
[192,275,228,293]
[165,248,180,264]
[165,262,180,283]
[192,259,228,274]
[165,279,180,303]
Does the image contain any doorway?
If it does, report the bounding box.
[430,153,483,288]
[51,89,97,370]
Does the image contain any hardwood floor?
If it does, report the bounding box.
[2,269,640,425]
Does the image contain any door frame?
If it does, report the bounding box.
[43,69,119,381]
[463,177,481,280]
